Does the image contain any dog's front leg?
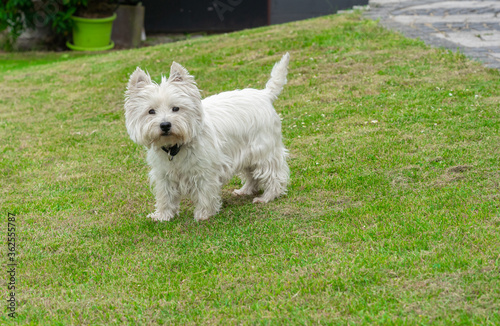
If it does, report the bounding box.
[148,178,181,222]
[192,179,222,222]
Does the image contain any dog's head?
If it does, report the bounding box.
[124,62,203,149]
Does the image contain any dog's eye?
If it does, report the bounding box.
[172,107,179,112]
[148,109,156,115]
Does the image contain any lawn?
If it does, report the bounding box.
[1,11,499,325]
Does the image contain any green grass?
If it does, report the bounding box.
[0,52,98,73]
[1,12,500,325]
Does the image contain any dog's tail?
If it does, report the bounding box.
[265,52,290,100]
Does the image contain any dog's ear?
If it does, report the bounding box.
[128,67,152,91]
[168,62,196,84]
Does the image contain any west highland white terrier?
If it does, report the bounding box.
[124,53,290,221]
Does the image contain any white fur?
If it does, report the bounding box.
[124,53,290,221]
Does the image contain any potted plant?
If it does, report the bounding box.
[66,0,118,51]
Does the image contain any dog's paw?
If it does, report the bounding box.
[194,212,210,222]
[194,209,214,222]
[252,196,269,204]
[147,211,175,222]
[232,189,250,196]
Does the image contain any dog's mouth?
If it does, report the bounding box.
[154,131,183,147]
[160,129,176,137]
[155,128,185,149]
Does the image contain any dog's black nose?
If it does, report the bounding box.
[160,122,171,132]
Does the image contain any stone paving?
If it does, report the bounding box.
[365,0,500,70]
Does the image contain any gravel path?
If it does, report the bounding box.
[365,0,500,69]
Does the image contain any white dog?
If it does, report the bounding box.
[124,53,290,221]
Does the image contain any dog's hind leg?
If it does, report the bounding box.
[233,168,259,196]
[252,152,289,204]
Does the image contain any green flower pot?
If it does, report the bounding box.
[67,14,116,51]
